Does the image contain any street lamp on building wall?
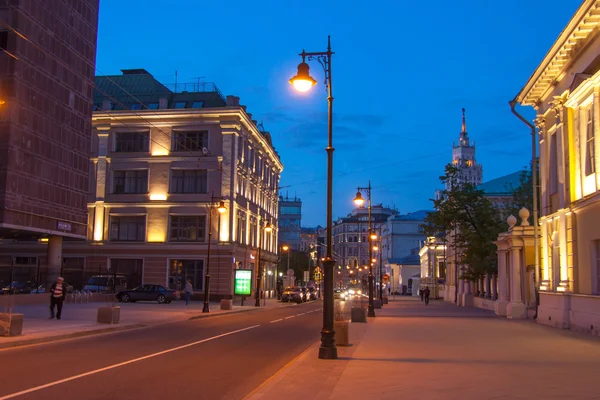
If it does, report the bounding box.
[289,35,337,360]
[203,196,227,313]
[353,182,377,317]
[255,222,273,307]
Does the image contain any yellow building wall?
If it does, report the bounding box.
[574,202,600,294]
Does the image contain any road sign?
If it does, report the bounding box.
[315,272,322,282]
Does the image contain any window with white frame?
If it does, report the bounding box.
[585,106,596,176]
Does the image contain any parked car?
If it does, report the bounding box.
[2,281,37,295]
[307,286,318,300]
[83,275,128,293]
[281,286,303,303]
[117,284,177,304]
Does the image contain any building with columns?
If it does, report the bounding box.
[515,0,600,334]
[0,69,283,300]
[0,1,100,288]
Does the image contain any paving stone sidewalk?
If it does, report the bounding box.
[246,297,600,400]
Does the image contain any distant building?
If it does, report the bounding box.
[478,170,526,209]
[333,205,397,287]
[435,109,483,200]
[419,236,447,299]
[0,1,100,287]
[278,195,301,250]
[387,252,421,297]
[0,69,282,299]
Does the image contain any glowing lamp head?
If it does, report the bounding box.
[289,62,317,92]
[0,99,5,105]
[373,246,379,251]
[370,233,378,240]
[217,201,227,214]
[282,245,289,251]
[353,191,364,206]
[264,222,273,232]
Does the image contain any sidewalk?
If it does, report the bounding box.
[0,297,290,349]
[246,297,600,400]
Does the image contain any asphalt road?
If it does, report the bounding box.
[0,300,328,400]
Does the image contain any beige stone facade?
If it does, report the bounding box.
[516,0,600,334]
[0,71,282,300]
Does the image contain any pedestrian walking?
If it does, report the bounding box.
[419,288,424,301]
[185,279,193,305]
[424,286,431,305]
[49,277,66,320]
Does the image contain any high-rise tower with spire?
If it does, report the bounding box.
[448,108,483,188]
[435,109,483,200]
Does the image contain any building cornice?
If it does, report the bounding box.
[517,0,600,105]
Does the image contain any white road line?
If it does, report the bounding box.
[0,325,260,400]
[296,313,306,316]
[269,319,283,323]
[284,316,296,319]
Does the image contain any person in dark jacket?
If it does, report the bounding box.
[50,277,66,320]
[424,286,431,305]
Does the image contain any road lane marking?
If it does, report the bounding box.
[269,319,283,323]
[284,316,296,319]
[0,325,260,400]
[296,313,306,316]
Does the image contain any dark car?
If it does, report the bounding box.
[307,287,318,300]
[281,286,303,303]
[2,281,37,295]
[117,284,177,304]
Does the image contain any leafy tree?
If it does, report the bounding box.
[422,164,504,281]
[506,158,539,220]
[277,250,310,284]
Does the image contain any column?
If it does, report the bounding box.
[485,274,491,299]
[46,236,63,287]
[507,246,527,319]
[460,277,473,307]
[495,249,509,316]
[491,274,497,300]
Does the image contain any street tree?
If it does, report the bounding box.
[423,164,504,281]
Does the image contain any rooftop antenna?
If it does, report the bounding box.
[191,76,205,91]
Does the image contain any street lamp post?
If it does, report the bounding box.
[203,196,227,313]
[255,222,273,307]
[289,35,337,360]
[353,181,376,317]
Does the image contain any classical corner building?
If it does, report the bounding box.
[516,0,600,333]
[0,1,100,287]
[1,69,283,300]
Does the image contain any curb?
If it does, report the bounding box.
[0,323,146,350]
[188,307,262,321]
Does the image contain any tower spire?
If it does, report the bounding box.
[461,108,466,133]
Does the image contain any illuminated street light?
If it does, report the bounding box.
[203,195,227,313]
[290,36,337,360]
[353,181,376,317]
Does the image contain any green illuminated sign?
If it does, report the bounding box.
[234,270,252,296]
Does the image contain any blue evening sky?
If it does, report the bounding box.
[96,0,580,227]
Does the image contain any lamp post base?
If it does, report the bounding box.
[202,303,210,313]
[318,343,338,360]
[367,307,375,318]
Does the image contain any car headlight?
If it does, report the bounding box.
[348,289,355,294]
[358,290,362,295]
